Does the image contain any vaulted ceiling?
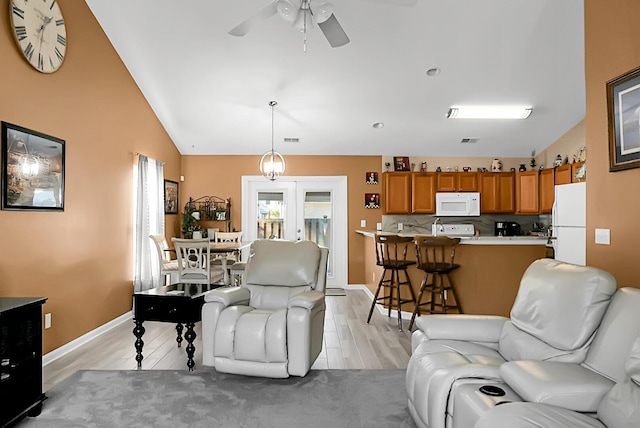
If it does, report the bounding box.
[85,0,585,157]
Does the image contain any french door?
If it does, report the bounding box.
[242,176,348,288]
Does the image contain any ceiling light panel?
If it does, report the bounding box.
[447,106,532,119]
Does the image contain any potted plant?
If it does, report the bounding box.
[181,204,201,238]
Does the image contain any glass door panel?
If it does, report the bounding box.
[257,192,285,240]
[302,191,332,276]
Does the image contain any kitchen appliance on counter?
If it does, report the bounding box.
[435,192,480,216]
[495,221,521,236]
[552,182,586,265]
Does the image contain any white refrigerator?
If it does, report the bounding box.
[552,182,586,265]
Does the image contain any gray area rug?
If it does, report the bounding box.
[19,369,415,428]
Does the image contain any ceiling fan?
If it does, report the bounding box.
[228,0,350,49]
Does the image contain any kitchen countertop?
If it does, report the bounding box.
[355,229,553,246]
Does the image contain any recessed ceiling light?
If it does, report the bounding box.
[426,68,441,77]
[372,122,384,129]
[447,106,532,119]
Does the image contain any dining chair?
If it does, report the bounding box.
[149,234,179,286]
[213,231,244,285]
[171,238,225,285]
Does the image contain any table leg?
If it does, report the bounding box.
[185,322,197,371]
[221,255,229,285]
[176,322,183,348]
[133,320,145,369]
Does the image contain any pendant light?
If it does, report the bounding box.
[259,101,286,181]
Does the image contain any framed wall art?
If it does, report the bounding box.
[394,156,410,171]
[164,179,179,214]
[1,122,65,211]
[365,193,380,209]
[607,66,640,171]
[365,171,378,184]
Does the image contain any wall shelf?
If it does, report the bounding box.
[185,196,232,232]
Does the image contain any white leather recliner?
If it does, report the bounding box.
[201,239,329,378]
[406,258,618,428]
[474,329,640,428]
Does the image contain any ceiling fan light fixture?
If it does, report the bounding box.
[260,101,286,181]
[276,0,299,22]
[447,106,532,119]
[312,2,334,23]
[293,7,314,31]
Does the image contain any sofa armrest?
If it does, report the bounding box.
[414,315,509,343]
[500,360,615,413]
[204,286,250,306]
[288,290,325,311]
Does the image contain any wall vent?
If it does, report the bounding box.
[283,137,300,143]
[460,138,479,143]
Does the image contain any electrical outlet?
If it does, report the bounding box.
[376,222,382,231]
[595,228,610,245]
[360,219,366,228]
[398,223,403,231]
[44,313,52,329]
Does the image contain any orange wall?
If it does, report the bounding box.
[584,0,640,287]
[180,155,382,283]
[0,1,181,353]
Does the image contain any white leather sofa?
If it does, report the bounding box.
[406,258,619,428]
[201,239,328,378]
[474,330,640,428]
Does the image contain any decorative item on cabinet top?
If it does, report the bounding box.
[393,156,411,171]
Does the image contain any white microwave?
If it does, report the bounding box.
[435,192,481,216]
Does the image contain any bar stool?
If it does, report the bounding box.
[410,236,462,330]
[367,234,417,331]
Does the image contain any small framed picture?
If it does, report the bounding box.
[365,171,378,184]
[365,193,380,209]
[394,156,411,171]
[1,121,65,211]
[607,66,640,171]
[164,179,179,214]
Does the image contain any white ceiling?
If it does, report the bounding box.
[84,0,585,158]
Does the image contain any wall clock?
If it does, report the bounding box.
[10,0,67,73]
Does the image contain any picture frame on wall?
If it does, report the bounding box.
[365,193,380,209]
[365,171,378,184]
[607,66,640,171]
[164,179,179,214]
[1,121,65,211]
[394,156,411,171]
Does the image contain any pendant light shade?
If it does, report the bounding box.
[260,101,286,181]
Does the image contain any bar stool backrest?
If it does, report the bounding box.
[375,234,414,267]
[414,236,461,271]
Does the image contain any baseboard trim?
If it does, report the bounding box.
[345,284,413,320]
[42,311,133,367]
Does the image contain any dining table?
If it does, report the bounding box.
[209,241,252,285]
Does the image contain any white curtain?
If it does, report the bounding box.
[133,155,165,292]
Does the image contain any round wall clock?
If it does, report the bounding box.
[10,0,67,73]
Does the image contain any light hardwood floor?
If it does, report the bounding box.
[43,289,413,391]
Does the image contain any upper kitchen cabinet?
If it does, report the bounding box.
[436,172,479,192]
[515,170,539,214]
[411,172,437,214]
[554,164,572,185]
[479,172,515,213]
[382,172,411,214]
[539,168,555,213]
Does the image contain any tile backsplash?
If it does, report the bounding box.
[382,214,551,236]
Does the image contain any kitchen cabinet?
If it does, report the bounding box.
[0,297,47,427]
[383,172,411,214]
[554,164,572,185]
[411,172,437,213]
[515,170,539,214]
[479,172,515,213]
[539,168,555,213]
[436,172,479,192]
[572,161,585,182]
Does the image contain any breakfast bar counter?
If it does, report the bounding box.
[356,230,549,317]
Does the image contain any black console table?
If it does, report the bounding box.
[133,283,222,371]
[0,297,47,427]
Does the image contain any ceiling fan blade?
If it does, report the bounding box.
[228,1,278,37]
[317,14,350,48]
